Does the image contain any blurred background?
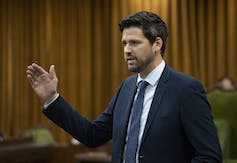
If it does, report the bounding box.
[1,0,237,162]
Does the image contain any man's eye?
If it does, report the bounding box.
[122,40,140,47]
[131,41,139,45]
[122,42,127,47]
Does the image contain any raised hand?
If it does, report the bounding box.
[26,63,58,102]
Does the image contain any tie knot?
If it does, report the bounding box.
[138,81,149,90]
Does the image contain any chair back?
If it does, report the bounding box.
[207,89,237,158]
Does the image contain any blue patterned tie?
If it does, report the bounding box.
[125,81,149,163]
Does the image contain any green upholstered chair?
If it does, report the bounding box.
[214,119,231,159]
[21,127,55,143]
[226,159,237,163]
[207,89,237,159]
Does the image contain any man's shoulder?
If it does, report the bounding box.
[167,66,199,83]
[165,65,203,88]
[163,66,206,98]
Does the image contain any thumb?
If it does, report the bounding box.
[49,65,57,78]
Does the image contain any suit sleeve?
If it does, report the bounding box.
[42,81,124,147]
[180,80,222,163]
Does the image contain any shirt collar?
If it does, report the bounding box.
[137,60,166,87]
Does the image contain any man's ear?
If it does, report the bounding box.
[153,37,163,54]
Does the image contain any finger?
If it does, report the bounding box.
[31,63,48,75]
[26,69,38,82]
[27,65,37,76]
[49,65,57,79]
[26,68,35,76]
[27,74,36,88]
[28,64,44,79]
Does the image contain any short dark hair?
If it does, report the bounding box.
[119,11,168,55]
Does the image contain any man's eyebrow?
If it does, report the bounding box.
[122,38,140,42]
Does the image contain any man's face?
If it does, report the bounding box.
[122,27,161,77]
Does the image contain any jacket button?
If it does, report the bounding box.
[139,155,144,159]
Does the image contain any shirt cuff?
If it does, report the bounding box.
[43,93,59,109]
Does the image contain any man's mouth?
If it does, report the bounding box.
[127,58,136,64]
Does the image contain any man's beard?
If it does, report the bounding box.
[127,60,147,73]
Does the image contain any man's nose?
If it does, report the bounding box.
[124,44,132,54]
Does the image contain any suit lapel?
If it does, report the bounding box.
[120,76,138,147]
[141,65,170,143]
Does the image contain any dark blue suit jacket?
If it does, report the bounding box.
[43,65,222,163]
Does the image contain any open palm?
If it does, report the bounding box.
[27,63,58,102]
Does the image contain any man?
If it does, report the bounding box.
[26,11,222,163]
